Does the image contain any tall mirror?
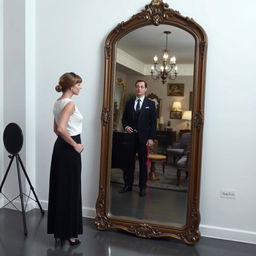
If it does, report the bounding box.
[95,0,207,245]
[111,24,194,227]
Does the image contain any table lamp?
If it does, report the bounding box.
[172,101,182,111]
[182,110,192,129]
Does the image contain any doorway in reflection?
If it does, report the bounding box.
[109,24,194,227]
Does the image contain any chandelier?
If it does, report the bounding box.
[150,31,178,84]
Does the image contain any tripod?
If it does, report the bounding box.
[0,153,45,236]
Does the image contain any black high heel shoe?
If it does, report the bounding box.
[67,238,80,246]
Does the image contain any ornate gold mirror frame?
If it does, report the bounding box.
[95,0,207,245]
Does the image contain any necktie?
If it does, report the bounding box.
[135,99,141,112]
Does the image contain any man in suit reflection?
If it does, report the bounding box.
[120,80,157,197]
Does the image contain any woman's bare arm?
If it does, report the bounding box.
[53,119,58,135]
[55,102,84,153]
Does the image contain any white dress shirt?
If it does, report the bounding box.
[134,96,145,110]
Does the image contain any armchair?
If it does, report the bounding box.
[176,149,190,186]
[166,132,191,165]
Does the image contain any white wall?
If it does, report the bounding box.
[177,0,256,244]
[1,0,36,211]
[3,0,27,202]
[35,0,105,217]
[24,0,36,205]
[0,0,3,207]
[2,0,256,244]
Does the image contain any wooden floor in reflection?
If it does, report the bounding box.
[110,182,187,227]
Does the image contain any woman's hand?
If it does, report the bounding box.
[146,139,154,147]
[73,143,84,153]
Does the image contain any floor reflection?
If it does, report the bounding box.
[110,157,188,227]
[0,208,255,256]
[47,246,83,256]
[110,178,187,226]
[94,229,200,256]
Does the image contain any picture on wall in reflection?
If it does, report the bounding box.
[170,110,182,119]
[167,83,184,96]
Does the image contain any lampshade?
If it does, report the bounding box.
[159,116,164,124]
[172,101,181,110]
[182,110,192,120]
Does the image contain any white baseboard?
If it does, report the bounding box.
[82,206,96,218]
[0,197,4,208]
[1,198,35,212]
[200,224,256,244]
[39,200,49,211]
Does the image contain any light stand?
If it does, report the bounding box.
[0,123,44,236]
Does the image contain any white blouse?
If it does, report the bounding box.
[53,98,83,136]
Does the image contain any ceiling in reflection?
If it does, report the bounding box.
[118,25,195,64]
[116,63,141,75]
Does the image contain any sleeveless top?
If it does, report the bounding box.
[53,98,83,136]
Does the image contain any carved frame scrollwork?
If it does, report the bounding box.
[96,0,207,245]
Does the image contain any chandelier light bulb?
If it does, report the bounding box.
[163,52,169,61]
[151,66,154,71]
[153,56,158,63]
[160,66,164,72]
[170,56,176,64]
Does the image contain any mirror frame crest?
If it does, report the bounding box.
[95,0,207,245]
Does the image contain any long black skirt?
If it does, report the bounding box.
[47,135,83,238]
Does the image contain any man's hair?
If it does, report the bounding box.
[135,79,147,88]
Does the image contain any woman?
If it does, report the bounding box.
[47,72,84,245]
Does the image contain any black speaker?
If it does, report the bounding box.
[3,123,23,155]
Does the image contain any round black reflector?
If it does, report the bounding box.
[3,123,23,155]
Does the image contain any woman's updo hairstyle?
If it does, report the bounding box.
[55,72,82,92]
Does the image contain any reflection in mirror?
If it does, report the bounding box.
[113,78,126,130]
[109,25,194,227]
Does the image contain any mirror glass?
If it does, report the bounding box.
[109,25,195,227]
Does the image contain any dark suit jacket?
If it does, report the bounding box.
[122,97,157,144]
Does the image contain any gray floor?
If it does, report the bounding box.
[110,183,187,226]
[0,208,256,256]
